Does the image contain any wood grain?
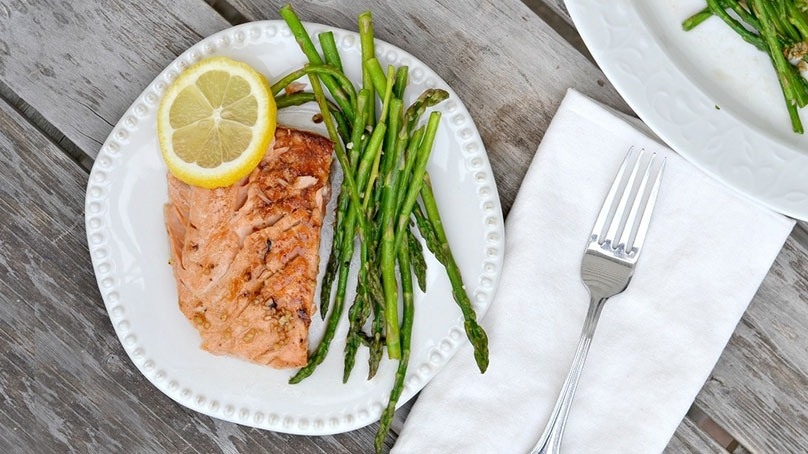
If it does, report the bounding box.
[225,0,629,216]
[694,233,808,453]
[0,0,229,158]
[663,418,728,454]
[0,97,389,453]
[0,1,627,451]
[1,0,806,452]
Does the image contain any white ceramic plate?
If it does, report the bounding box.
[84,21,504,435]
[567,0,808,220]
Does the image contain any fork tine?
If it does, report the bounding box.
[618,152,657,251]
[591,147,639,243]
[626,158,665,254]
[603,148,645,248]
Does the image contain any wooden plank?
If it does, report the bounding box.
[225,0,629,215]
[692,232,808,453]
[0,0,229,159]
[663,417,728,454]
[0,97,388,453]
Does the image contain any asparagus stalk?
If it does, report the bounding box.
[281,13,491,437]
[345,67,396,373]
[366,57,388,95]
[412,202,444,263]
[274,92,350,141]
[342,124,386,380]
[318,31,343,72]
[751,0,805,133]
[682,6,713,31]
[319,90,370,318]
[308,74,368,234]
[270,65,357,108]
[280,4,355,121]
[705,0,767,50]
[380,112,440,359]
[407,226,428,292]
[359,11,376,127]
[392,112,441,255]
[392,66,409,100]
[379,207,401,359]
[393,89,450,215]
[374,242,414,454]
[420,174,489,373]
[366,265,386,379]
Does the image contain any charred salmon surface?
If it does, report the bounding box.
[164,127,333,368]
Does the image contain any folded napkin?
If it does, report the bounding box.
[393,89,795,453]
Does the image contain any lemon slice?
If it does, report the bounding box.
[157,56,276,188]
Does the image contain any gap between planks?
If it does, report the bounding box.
[520,0,593,63]
[0,80,92,173]
[206,0,249,25]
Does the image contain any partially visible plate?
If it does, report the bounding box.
[84,21,504,435]
[567,0,808,220]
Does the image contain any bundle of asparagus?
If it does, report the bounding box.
[684,0,808,133]
[273,5,489,452]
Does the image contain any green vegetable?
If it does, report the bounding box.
[277,6,490,452]
[279,4,355,121]
[375,241,414,454]
[683,0,808,133]
[420,175,489,373]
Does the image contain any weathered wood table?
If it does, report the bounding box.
[1,1,806,452]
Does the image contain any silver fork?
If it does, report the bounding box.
[528,147,665,454]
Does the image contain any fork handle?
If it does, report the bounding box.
[528,296,607,454]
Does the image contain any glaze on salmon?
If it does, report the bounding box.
[164,127,333,368]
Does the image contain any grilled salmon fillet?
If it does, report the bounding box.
[164,127,333,368]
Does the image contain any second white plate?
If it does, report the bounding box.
[568,0,808,220]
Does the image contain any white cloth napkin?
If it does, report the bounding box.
[393,89,795,453]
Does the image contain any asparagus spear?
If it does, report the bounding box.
[751,0,805,133]
[318,31,343,72]
[319,90,371,318]
[359,11,377,127]
[705,0,767,50]
[270,65,357,109]
[420,174,490,373]
[374,242,415,454]
[342,124,387,380]
[392,66,409,100]
[682,6,713,31]
[274,92,350,141]
[345,68,398,379]
[412,202,444,263]
[407,226,428,292]
[392,112,441,256]
[280,4,355,121]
